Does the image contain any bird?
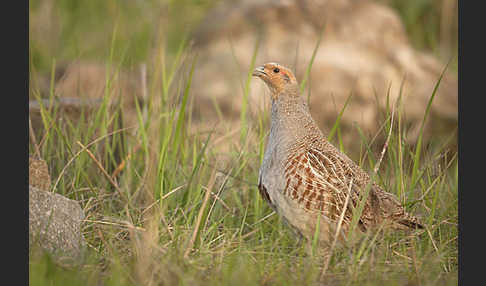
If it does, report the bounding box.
[252,62,423,249]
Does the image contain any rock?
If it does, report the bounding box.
[188,0,457,147]
[29,186,86,264]
[29,156,51,191]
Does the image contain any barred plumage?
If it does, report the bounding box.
[253,62,422,248]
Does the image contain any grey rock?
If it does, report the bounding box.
[29,186,86,264]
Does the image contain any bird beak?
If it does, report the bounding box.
[252,66,266,78]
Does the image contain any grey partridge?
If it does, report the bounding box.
[252,62,422,248]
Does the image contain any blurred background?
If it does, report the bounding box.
[29,0,458,156]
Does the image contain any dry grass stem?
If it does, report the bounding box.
[51,126,134,192]
[320,178,353,280]
[184,168,217,258]
[84,219,145,232]
[77,141,129,203]
[425,226,439,253]
[202,187,231,212]
[161,184,187,200]
[393,250,412,261]
[373,107,395,174]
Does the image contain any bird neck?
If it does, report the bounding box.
[269,88,323,145]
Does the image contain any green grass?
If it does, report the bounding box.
[29,1,457,285]
[29,54,457,286]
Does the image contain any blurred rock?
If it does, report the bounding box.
[29,185,86,265]
[189,0,457,146]
[28,0,457,155]
[53,61,140,102]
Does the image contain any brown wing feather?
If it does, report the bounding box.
[282,146,422,230]
[283,148,363,223]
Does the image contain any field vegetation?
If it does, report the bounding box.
[29,0,457,285]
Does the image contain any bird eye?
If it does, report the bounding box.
[273,68,280,73]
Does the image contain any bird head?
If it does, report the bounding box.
[252,62,298,97]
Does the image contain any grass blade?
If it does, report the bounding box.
[240,35,261,142]
[300,24,326,94]
[328,92,353,142]
[411,62,450,188]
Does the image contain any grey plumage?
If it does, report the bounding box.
[253,62,422,247]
